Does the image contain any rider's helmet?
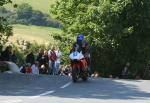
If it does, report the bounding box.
[77,34,84,42]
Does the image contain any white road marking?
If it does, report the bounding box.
[2,82,72,103]
[1,99,22,103]
[60,82,72,89]
[29,82,72,100]
[29,90,55,99]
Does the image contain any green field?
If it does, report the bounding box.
[10,24,62,44]
[5,0,57,14]
[5,0,61,45]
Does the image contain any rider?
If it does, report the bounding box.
[72,34,89,54]
[71,34,90,70]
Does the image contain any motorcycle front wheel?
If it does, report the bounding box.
[72,68,78,83]
[81,70,88,81]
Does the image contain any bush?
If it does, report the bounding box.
[12,41,49,66]
[51,0,150,79]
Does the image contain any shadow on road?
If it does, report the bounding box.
[51,78,150,100]
[0,74,150,100]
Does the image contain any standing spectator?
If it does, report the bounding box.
[49,47,57,75]
[0,45,2,60]
[31,61,39,74]
[37,50,49,65]
[26,52,35,65]
[11,50,18,64]
[122,62,130,79]
[42,50,49,68]
[0,46,12,61]
[55,47,62,75]
[48,49,52,74]
[36,49,44,66]
[41,50,49,74]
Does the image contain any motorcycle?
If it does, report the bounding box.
[71,58,88,82]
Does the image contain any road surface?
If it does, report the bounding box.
[0,74,150,103]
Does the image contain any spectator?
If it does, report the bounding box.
[48,49,52,74]
[122,62,130,79]
[39,64,47,74]
[0,45,2,58]
[58,65,65,75]
[0,46,12,61]
[36,49,44,66]
[26,52,35,65]
[31,61,39,74]
[20,65,26,73]
[43,50,49,68]
[37,49,49,70]
[49,47,57,75]
[63,65,71,76]
[11,50,18,64]
[55,47,62,75]
[25,63,32,74]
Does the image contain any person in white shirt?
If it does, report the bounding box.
[48,49,52,74]
[31,61,39,74]
[55,47,62,75]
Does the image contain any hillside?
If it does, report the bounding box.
[9,24,62,44]
[5,0,57,14]
[4,0,62,45]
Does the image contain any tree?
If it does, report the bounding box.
[16,3,32,20]
[0,0,12,6]
[51,0,150,78]
[12,3,61,27]
[0,0,13,53]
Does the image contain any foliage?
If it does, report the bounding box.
[13,41,50,66]
[5,0,56,14]
[16,3,32,20]
[1,3,61,27]
[0,0,12,53]
[51,33,74,64]
[0,0,12,6]
[51,0,150,79]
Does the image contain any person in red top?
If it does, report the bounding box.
[25,63,32,73]
[49,47,57,75]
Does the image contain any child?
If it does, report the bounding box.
[26,63,32,74]
[39,64,47,74]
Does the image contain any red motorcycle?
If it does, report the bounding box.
[71,58,88,82]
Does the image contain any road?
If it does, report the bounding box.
[0,74,150,103]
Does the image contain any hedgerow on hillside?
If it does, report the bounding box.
[1,3,62,28]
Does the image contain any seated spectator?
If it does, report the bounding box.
[31,61,39,74]
[20,65,26,73]
[64,65,71,76]
[39,64,47,74]
[0,46,12,61]
[26,63,32,74]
